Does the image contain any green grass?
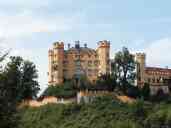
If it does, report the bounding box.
[18,96,171,128]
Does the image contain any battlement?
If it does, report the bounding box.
[135,53,146,58]
[136,52,146,56]
[98,40,110,48]
[48,50,54,56]
[53,42,64,49]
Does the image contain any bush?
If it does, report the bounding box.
[126,85,140,98]
[42,81,77,98]
[144,104,171,128]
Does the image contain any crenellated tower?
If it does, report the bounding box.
[97,40,110,75]
[135,53,146,87]
[48,42,64,85]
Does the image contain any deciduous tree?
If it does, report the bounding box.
[112,47,136,92]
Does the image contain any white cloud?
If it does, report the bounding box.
[143,38,171,68]
[0,6,80,94]
[0,13,73,38]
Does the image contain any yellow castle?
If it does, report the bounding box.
[48,41,171,95]
[48,40,110,85]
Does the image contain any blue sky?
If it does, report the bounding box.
[1,0,171,92]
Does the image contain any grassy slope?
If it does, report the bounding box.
[18,96,171,128]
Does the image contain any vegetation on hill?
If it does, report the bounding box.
[18,96,143,128]
[18,96,171,128]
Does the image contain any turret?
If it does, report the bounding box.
[135,53,146,87]
[97,40,110,75]
[48,42,64,85]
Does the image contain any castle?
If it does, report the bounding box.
[48,40,110,85]
[135,53,171,94]
[48,41,171,94]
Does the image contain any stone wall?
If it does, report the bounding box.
[20,96,76,108]
[150,86,169,95]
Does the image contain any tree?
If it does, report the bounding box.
[0,56,40,127]
[95,74,116,91]
[112,47,136,92]
[141,83,150,100]
[3,56,40,101]
[20,61,40,99]
[0,53,19,128]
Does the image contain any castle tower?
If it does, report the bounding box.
[97,40,110,75]
[48,42,64,85]
[135,53,146,87]
[48,50,54,84]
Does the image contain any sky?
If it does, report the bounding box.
[1,0,171,93]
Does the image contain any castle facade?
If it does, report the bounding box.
[48,40,171,94]
[48,40,110,85]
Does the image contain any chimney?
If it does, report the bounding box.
[75,41,80,49]
[68,43,71,49]
[84,43,87,48]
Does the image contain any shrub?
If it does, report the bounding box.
[42,81,77,98]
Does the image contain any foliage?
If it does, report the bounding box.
[20,60,40,99]
[3,56,40,101]
[43,81,77,98]
[0,55,40,128]
[18,96,145,128]
[125,85,140,98]
[95,74,116,91]
[0,54,19,128]
[78,75,93,90]
[19,92,171,128]
[144,104,171,128]
[112,47,136,93]
[140,83,150,100]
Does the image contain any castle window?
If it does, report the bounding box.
[53,64,58,71]
[81,60,85,63]
[95,54,98,58]
[75,55,80,58]
[106,52,109,58]
[63,60,68,65]
[88,61,92,66]
[88,69,92,72]
[152,78,155,83]
[157,79,160,83]
[94,60,99,66]
[107,59,110,65]
[52,61,57,64]
[64,54,67,58]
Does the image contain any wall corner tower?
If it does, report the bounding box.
[48,42,64,85]
[97,40,110,75]
[135,53,146,87]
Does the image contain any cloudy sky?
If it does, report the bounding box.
[1,0,171,92]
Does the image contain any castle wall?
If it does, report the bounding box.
[150,86,169,95]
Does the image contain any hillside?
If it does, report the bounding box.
[18,96,171,128]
